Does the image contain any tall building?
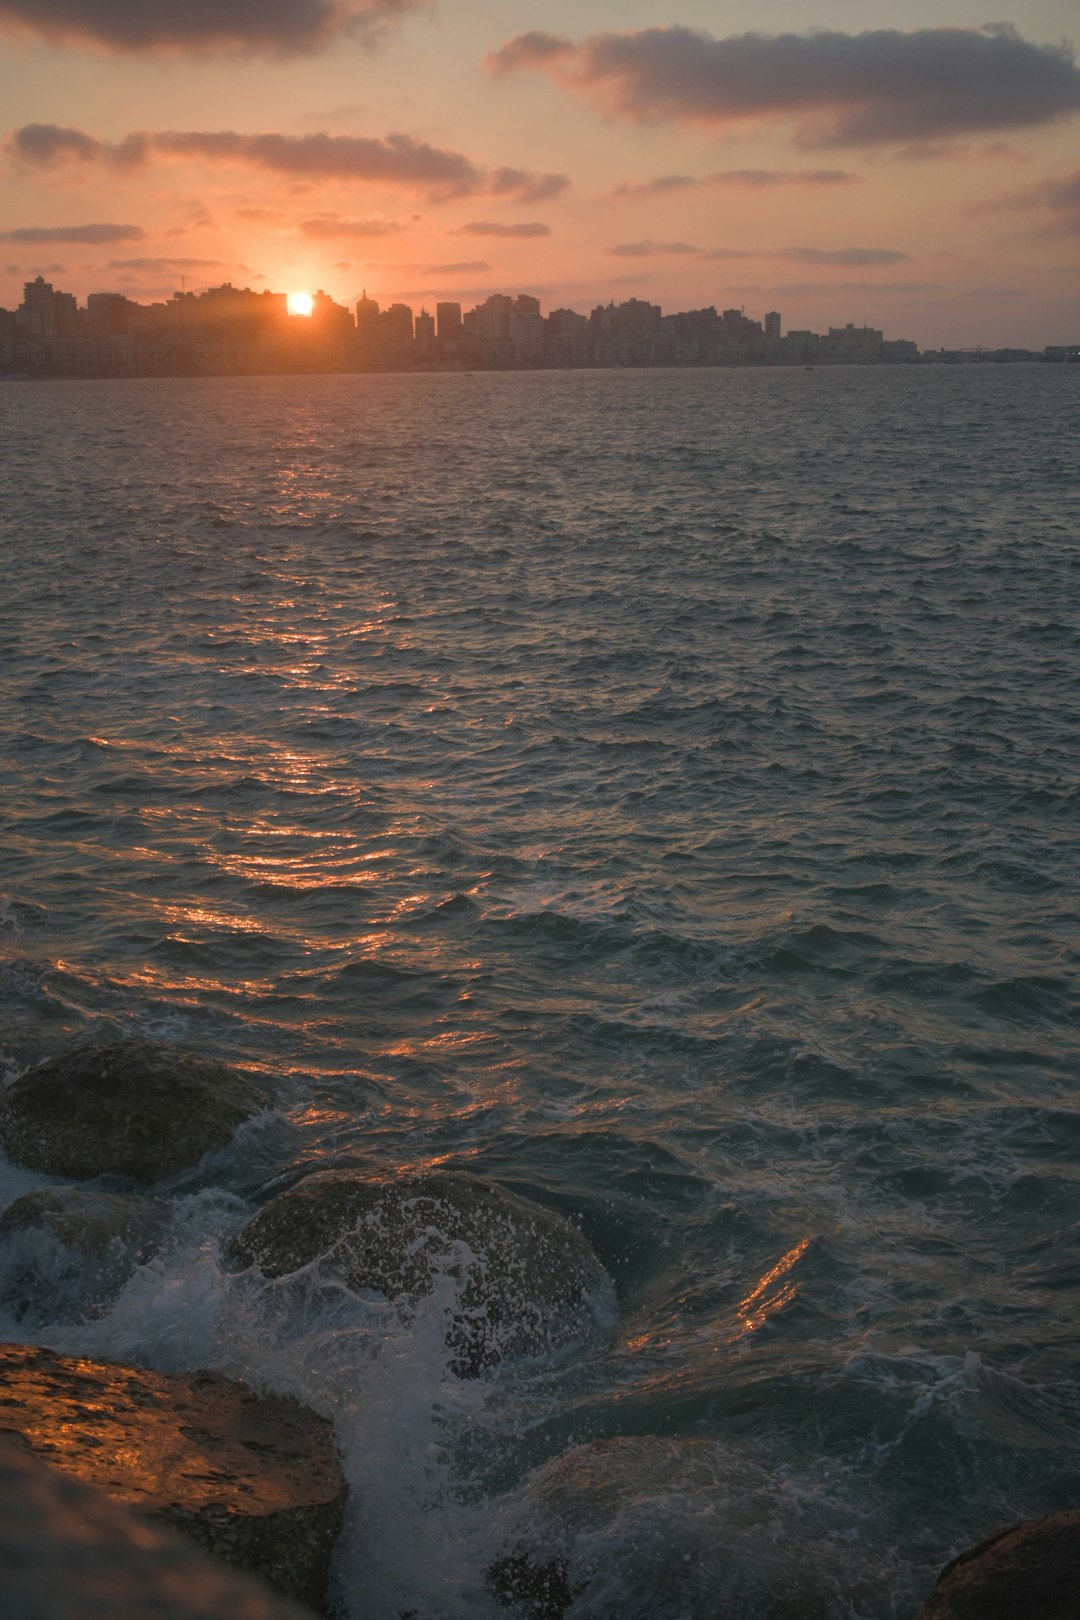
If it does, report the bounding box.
[21,276,57,338]
[383,303,414,344]
[355,290,380,344]
[436,301,462,341]
[764,311,781,340]
[414,308,435,352]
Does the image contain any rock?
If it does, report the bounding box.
[913,1511,1080,1620]
[0,1434,320,1620]
[0,1342,346,1614]
[228,1168,612,1374]
[489,1436,869,1620]
[0,1186,167,1320]
[0,1041,266,1183]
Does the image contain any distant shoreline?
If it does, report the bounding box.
[0,355,1071,384]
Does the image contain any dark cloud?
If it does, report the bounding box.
[300,214,406,238]
[615,168,857,197]
[986,167,1080,234]
[153,131,482,197]
[106,256,226,269]
[487,167,569,202]
[6,122,101,163]
[451,221,551,238]
[5,123,564,203]
[487,25,1080,147]
[606,242,906,265]
[0,222,145,243]
[608,239,700,257]
[0,0,419,53]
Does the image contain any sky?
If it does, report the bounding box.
[0,0,1077,348]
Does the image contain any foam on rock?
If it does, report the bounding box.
[228,1168,613,1374]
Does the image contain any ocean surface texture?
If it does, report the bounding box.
[1,366,1078,1619]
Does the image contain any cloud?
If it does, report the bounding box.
[606,241,906,265]
[299,214,406,238]
[615,168,858,197]
[777,246,908,265]
[984,167,1080,234]
[756,279,943,295]
[451,221,551,238]
[608,239,700,257]
[4,122,566,203]
[106,256,227,270]
[381,259,491,273]
[487,166,569,202]
[0,222,145,243]
[5,122,101,163]
[486,25,1080,147]
[0,0,420,53]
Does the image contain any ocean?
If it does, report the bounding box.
[1,363,1078,1618]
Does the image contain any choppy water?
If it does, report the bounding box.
[1,365,1078,1618]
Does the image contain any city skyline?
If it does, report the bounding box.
[0,3,1078,349]
[10,269,1078,379]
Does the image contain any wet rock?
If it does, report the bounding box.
[0,1342,345,1613]
[228,1168,612,1373]
[0,1186,167,1320]
[0,1434,318,1620]
[914,1511,1080,1620]
[489,1436,869,1620]
[0,1040,266,1183]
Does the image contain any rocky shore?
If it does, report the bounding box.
[0,1037,1073,1619]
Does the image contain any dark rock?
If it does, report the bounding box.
[0,1186,167,1320]
[489,1552,577,1620]
[228,1168,612,1373]
[489,1436,869,1620]
[0,1434,319,1620]
[0,1342,345,1614]
[913,1511,1080,1619]
[0,1041,266,1182]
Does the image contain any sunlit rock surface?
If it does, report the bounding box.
[914,1512,1080,1620]
[0,1186,167,1320]
[0,1041,265,1182]
[489,1435,871,1620]
[228,1168,612,1373]
[0,1435,318,1620]
[0,1343,345,1612]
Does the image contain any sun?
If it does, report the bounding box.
[287,291,314,317]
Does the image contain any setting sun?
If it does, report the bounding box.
[287,292,314,318]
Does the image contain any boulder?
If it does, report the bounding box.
[0,1041,266,1183]
[0,1342,346,1614]
[0,1435,319,1620]
[489,1436,868,1620]
[0,1186,167,1320]
[228,1169,612,1374]
[913,1511,1080,1620]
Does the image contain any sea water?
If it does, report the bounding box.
[0,364,1078,1618]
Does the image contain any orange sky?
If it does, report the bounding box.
[0,1,1077,347]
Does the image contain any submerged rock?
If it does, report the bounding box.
[228,1168,612,1373]
[0,1040,266,1183]
[489,1436,869,1620]
[0,1185,167,1320]
[914,1511,1080,1619]
[0,1342,345,1613]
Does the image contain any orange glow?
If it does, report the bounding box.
[735,1236,813,1336]
[287,291,314,317]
